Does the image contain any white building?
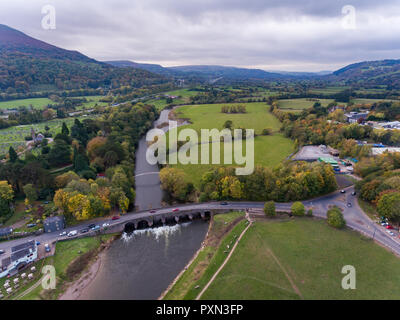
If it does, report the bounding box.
[0,240,37,278]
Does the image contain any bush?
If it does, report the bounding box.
[291,201,305,216]
[79,169,96,180]
[264,201,276,217]
[327,207,346,229]
[307,209,313,216]
[262,128,272,136]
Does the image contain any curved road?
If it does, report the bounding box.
[1,186,400,257]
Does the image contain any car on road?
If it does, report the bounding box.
[351,192,356,196]
[149,210,157,213]
[67,230,77,237]
[91,225,100,231]
[80,228,89,234]
[45,244,50,253]
[102,223,110,228]
[381,222,388,226]
[112,216,120,220]
[88,224,96,229]
[340,190,346,194]
[59,231,67,236]
[347,203,352,207]
[220,202,228,205]
[0,250,5,255]
[172,208,180,212]
[386,225,393,229]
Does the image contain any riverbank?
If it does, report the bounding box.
[58,235,117,300]
[162,211,246,300]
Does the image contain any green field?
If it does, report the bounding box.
[0,116,94,156]
[76,96,109,110]
[277,98,334,110]
[0,98,53,110]
[165,102,294,187]
[308,86,349,95]
[199,218,400,300]
[351,98,399,105]
[147,89,199,110]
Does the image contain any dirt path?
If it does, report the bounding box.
[195,211,252,300]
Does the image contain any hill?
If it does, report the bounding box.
[0,24,166,93]
[332,59,400,88]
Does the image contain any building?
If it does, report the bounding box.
[0,240,37,278]
[372,147,400,156]
[293,145,339,162]
[344,111,369,123]
[0,227,13,238]
[43,216,65,233]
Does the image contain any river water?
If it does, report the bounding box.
[79,108,209,300]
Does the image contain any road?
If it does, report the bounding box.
[1,186,400,257]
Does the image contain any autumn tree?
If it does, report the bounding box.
[264,201,276,217]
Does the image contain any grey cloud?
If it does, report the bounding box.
[0,0,399,71]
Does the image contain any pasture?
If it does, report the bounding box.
[277,98,334,110]
[199,218,400,300]
[0,98,53,110]
[165,102,294,187]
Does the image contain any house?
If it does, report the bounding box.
[31,128,44,143]
[0,227,13,238]
[344,111,369,123]
[43,216,65,233]
[0,240,37,278]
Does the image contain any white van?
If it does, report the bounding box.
[67,230,77,237]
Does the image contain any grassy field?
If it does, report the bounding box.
[165,102,294,187]
[198,218,400,300]
[147,89,199,110]
[76,96,109,110]
[0,98,53,110]
[351,98,399,105]
[308,86,349,95]
[277,98,334,110]
[20,235,114,300]
[0,116,94,157]
[164,211,247,300]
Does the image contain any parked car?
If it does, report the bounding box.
[172,208,180,212]
[102,223,110,228]
[387,230,395,236]
[27,223,36,228]
[67,230,77,237]
[351,192,356,196]
[149,210,157,213]
[36,241,40,246]
[44,244,50,253]
[386,225,393,229]
[0,250,5,255]
[220,202,228,205]
[80,228,89,234]
[88,224,96,229]
[59,231,67,236]
[91,225,100,231]
[112,216,120,221]
[347,203,352,208]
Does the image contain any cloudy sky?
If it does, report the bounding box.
[0,0,400,71]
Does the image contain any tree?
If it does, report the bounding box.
[264,201,276,217]
[160,167,191,202]
[327,206,346,229]
[223,120,233,129]
[377,192,400,226]
[48,140,71,167]
[291,201,305,216]
[0,181,14,202]
[23,184,38,204]
[61,122,69,136]
[8,146,18,163]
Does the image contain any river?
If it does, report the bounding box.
[78,107,208,300]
